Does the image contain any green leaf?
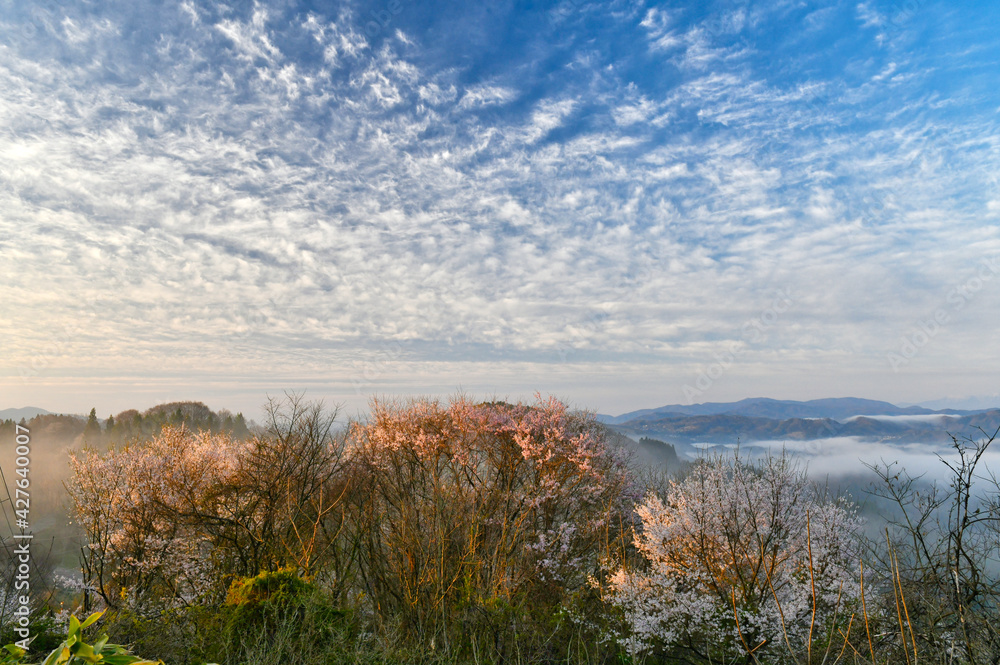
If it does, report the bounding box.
[68,616,81,638]
[72,642,100,663]
[79,612,105,630]
[0,644,26,665]
[41,643,70,665]
[92,636,109,653]
[101,656,141,665]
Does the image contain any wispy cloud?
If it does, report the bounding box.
[0,0,998,416]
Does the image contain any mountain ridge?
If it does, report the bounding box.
[0,406,54,421]
[606,409,1000,446]
[597,397,989,424]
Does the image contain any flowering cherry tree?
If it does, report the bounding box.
[605,452,863,663]
[68,426,238,609]
[67,394,351,612]
[348,394,631,642]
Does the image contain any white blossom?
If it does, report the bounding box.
[605,452,863,661]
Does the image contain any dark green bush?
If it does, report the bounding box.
[0,613,63,659]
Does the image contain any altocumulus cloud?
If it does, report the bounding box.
[0,0,999,414]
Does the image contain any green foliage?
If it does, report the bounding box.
[96,594,622,665]
[224,568,314,607]
[0,612,166,665]
[98,591,359,665]
[0,616,63,658]
[219,569,356,664]
[96,607,223,665]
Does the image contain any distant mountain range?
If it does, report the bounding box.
[597,397,983,424]
[0,406,54,421]
[913,394,1000,411]
[598,398,1000,446]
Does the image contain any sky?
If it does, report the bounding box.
[1,0,999,420]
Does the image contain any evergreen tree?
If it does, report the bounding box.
[105,414,116,442]
[84,408,101,441]
[233,413,249,438]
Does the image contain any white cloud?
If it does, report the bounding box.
[640,7,681,51]
[612,96,658,126]
[215,7,281,63]
[0,0,998,415]
[457,84,516,109]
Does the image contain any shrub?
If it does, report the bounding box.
[225,568,314,607]
[605,451,863,664]
[346,395,631,655]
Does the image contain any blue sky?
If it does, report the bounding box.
[1,0,999,419]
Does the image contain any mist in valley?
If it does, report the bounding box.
[667,429,1000,543]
